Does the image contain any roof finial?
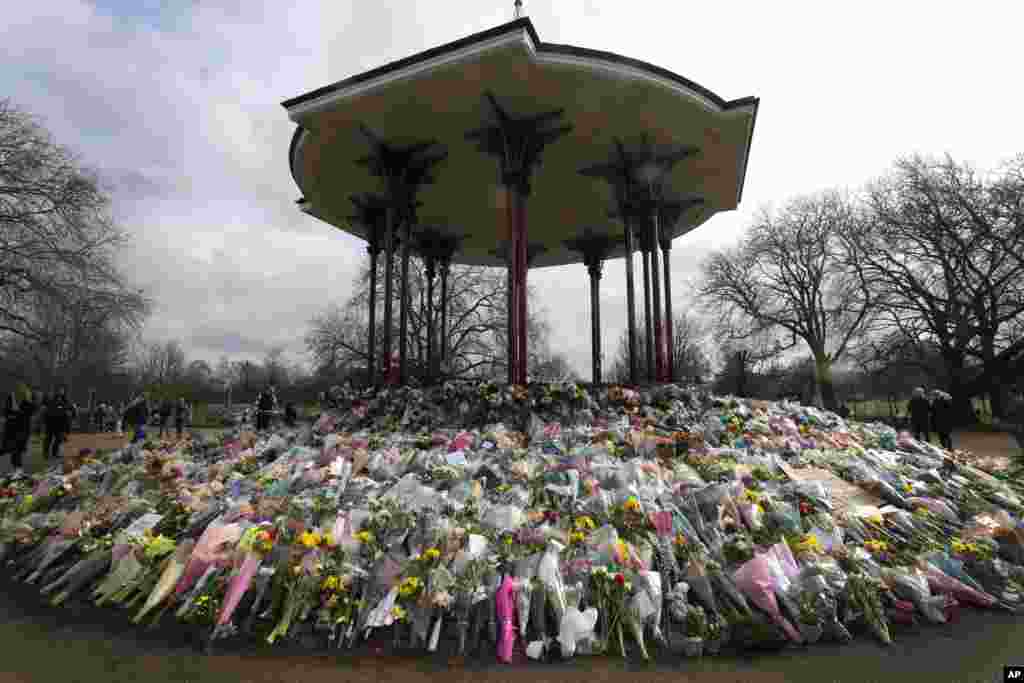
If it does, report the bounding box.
[514,0,523,19]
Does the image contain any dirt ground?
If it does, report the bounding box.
[953,431,1021,472]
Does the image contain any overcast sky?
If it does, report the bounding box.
[4,1,1022,378]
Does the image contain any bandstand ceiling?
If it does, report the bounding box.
[283,18,758,269]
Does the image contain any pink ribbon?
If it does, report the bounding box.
[495,575,518,663]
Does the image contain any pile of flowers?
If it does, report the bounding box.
[0,382,1022,664]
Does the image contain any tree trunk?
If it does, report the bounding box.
[813,354,837,411]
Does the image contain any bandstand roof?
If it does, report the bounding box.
[282,18,758,269]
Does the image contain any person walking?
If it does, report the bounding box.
[909,387,932,443]
[126,394,150,444]
[2,386,37,477]
[157,399,172,439]
[930,390,955,450]
[42,386,72,462]
[174,398,189,439]
[256,388,273,432]
[1,391,17,457]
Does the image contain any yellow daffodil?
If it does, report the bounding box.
[903,483,914,494]
[423,547,441,561]
[398,576,422,597]
[864,539,888,554]
[322,576,340,592]
[574,516,596,531]
[355,531,373,544]
[624,497,641,513]
[867,515,883,526]
[391,606,406,621]
[570,531,586,545]
[323,533,334,547]
[742,490,762,504]
[794,533,821,555]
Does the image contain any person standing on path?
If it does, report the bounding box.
[43,386,72,461]
[256,388,273,432]
[909,387,932,443]
[174,398,189,439]
[157,399,173,438]
[126,394,150,444]
[118,400,127,435]
[930,390,955,450]
[1,391,17,458]
[2,386,37,477]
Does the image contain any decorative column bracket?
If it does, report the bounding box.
[349,193,392,387]
[582,135,702,384]
[565,231,619,385]
[465,92,573,195]
[414,227,465,384]
[355,124,448,385]
[468,92,571,386]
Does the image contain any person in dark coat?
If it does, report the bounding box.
[930,390,955,450]
[174,398,189,439]
[284,401,297,428]
[1,391,17,457]
[909,387,932,443]
[2,386,37,476]
[256,388,274,431]
[43,386,72,461]
[126,394,150,444]
[157,399,173,438]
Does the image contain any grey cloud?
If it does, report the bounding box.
[190,328,273,355]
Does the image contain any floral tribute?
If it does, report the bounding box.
[1,380,1023,664]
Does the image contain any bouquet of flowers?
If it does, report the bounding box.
[589,565,633,657]
[844,570,892,644]
[212,523,279,638]
[133,539,196,624]
[732,552,801,643]
[266,549,322,644]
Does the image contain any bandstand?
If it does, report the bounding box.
[282,15,758,387]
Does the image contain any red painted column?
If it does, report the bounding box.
[623,219,639,386]
[641,237,654,383]
[512,188,529,386]
[661,239,674,383]
[382,207,396,385]
[367,241,379,388]
[649,213,665,383]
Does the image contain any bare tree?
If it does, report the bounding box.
[531,352,579,383]
[608,312,712,385]
[263,347,289,387]
[305,254,552,383]
[0,100,148,346]
[698,193,875,410]
[845,155,1024,421]
[132,339,187,388]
